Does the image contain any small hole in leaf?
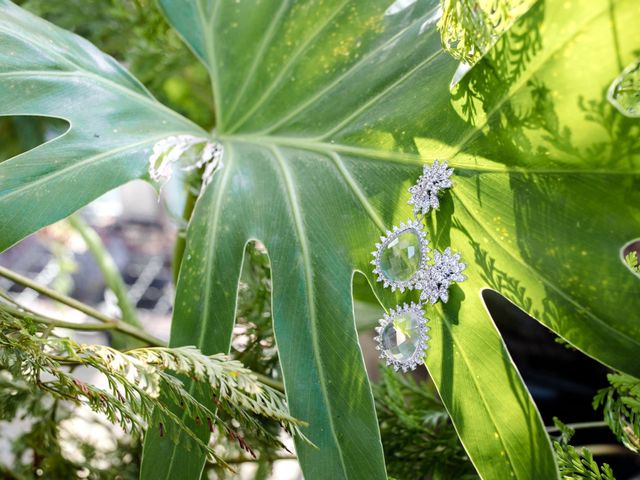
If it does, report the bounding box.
[621,239,640,277]
[0,115,68,162]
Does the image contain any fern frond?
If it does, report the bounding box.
[0,309,305,469]
[593,373,640,453]
[373,367,477,479]
[552,418,616,480]
[624,251,639,273]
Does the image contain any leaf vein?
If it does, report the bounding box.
[226,0,351,134]
[268,145,349,477]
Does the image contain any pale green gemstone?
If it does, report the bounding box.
[380,230,422,282]
[381,312,422,361]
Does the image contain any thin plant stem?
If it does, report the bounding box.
[0,264,117,324]
[575,444,630,456]
[68,214,143,349]
[0,267,285,388]
[1,300,164,346]
[0,265,164,346]
[172,184,200,284]
[0,265,286,389]
[3,303,116,331]
[545,421,608,434]
[68,214,141,329]
[253,373,285,393]
[221,454,297,465]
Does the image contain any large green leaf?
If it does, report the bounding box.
[0,0,638,479]
[0,0,204,249]
[139,0,639,479]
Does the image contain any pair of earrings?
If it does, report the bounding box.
[371,161,466,372]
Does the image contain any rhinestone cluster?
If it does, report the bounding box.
[418,248,466,305]
[372,160,466,372]
[408,160,453,216]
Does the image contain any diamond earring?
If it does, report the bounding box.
[371,160,466,372]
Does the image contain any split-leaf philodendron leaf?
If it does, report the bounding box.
[0,0,638,479]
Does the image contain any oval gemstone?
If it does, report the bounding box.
[381,312,422,362]
[379,230,422,282]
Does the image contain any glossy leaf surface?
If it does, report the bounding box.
[0,0,204,250]
[143,0,638,479]
[0,0,638,479]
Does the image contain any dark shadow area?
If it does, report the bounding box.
[485,290,640,479]
[622,239,640,276]
[0,116,68,163]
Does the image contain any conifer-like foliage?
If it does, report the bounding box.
[374,369,477,479]
[438,0,535,64]
[0,0,639,478]
[594,373,640,453]
[552,419,616,480]
[625,251,640,273]
[0,307,304,471]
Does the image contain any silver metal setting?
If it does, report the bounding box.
[371,219,430,292]
[418,247,467,304]
[408,160,454,216]
[369,160,467,374]
[374,302,430,372]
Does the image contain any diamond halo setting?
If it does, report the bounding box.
[418,248,467,304]
[374,302,430,372]
[370,159,466,372]
[371,219,429,292]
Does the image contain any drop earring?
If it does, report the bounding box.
[372,160,466,372]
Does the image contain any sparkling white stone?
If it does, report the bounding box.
[408,160,454,216]
[370,160,467,373]
[374,302,430,372]
[371,219,430,292]
[417,247,467,304]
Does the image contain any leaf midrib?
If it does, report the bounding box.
[0,135,169,205]
[221,0,293,126]
[327,151,387,232]
[269,145,350,478]
[314,47,444,142]
[236,8,437,137]
[197,148,234,348]
[225,0,352,134]
[0,19,151,98]
[220,133,640,174]
[162,148,235,480]
[437,317,522,478]
[196,0,222,125]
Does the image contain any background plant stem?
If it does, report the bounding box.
[221,455,296,465]
[0,265,164,346]
[172,185,200,285]
[252,373,285,393]
[68,214,142,349]
[545,420,608,433]
[2,302,117,331]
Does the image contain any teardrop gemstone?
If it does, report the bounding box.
[379,230,422,282]
[381,311,423,362]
